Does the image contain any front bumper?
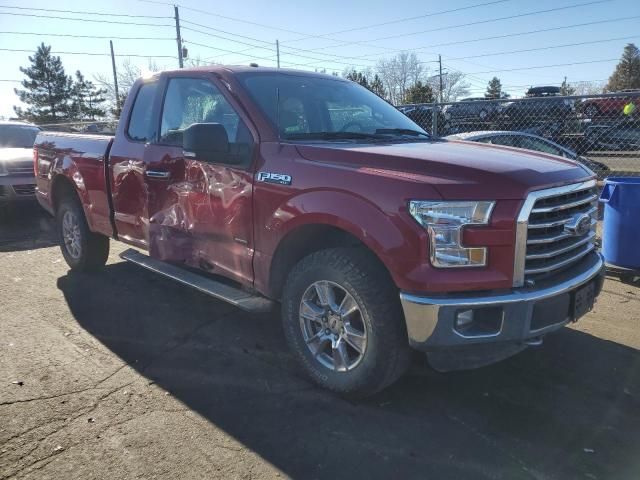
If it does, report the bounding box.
[0,175,36,205]
[400,251,605,355]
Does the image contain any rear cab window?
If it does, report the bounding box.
[127,82,159,142]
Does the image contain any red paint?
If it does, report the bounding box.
[35,66,594,297]
[582,92,639,117]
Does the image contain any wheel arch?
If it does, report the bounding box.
[266,222,397,301]
[50,174,81,213]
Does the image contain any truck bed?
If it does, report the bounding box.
[35,131,115,237]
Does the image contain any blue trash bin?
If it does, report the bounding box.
[599,176,640,269]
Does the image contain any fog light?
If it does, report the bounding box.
[455,309,474,329]
[453,307,504,338]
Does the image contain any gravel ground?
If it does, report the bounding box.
[1,203,639,480]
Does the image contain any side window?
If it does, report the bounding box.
[159,77,253,166]
[161,78,236,145]
[518,136,562,155]
[127,82,158,142]
[489,135,518,147]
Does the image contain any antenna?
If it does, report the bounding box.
[276,87,281,142]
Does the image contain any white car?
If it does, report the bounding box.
[0,121,40,210]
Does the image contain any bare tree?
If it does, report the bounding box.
[376,52,424,104]
[429,71,470,102]
[94,58,161,117]
[571,81,606,95]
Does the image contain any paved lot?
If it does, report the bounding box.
[587,152,640,174]
[1,203,639,480]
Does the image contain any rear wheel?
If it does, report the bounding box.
[281,248,410,398]
[56,195,109,272]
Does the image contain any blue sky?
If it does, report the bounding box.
[1,0,639,117]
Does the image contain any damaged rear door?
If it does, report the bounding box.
[145,75,257,286]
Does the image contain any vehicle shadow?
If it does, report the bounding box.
[0,202,57,252]
[57,264,640,480]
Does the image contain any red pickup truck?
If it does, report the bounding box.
[34,66,604,397]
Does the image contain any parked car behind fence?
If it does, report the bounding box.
[397,91,640,176]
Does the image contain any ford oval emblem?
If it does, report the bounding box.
[565,213,592,237]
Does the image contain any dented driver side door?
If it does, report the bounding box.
[145,75,256,286]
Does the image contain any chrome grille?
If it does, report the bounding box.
[6,161,33,176]
[513,180,598,287]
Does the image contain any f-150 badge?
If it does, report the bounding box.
[257,172,292,185]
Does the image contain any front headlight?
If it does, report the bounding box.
[409,200,495,268]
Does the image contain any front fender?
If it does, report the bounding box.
[255,189,427,292]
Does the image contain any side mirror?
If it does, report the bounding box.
[183,123,230,163]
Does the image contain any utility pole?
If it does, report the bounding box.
[438,54,444,103]
[276,39,280,68]
[110,40,120,116]
[174,5,184,68]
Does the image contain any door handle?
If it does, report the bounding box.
[145,170,171,179]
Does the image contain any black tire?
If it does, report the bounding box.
[281,247,410,398]
[56,194,109,272]
[584,104,599,118]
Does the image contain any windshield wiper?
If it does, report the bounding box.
[283,131,381,141]
[374,128,430,138]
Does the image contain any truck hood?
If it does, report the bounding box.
[0,147,32,163]
[295,139,591,200]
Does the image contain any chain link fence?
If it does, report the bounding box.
[36,120,117,135]
[398,91,640,179]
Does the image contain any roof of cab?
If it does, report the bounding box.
[0,120,39,127]
[156,65,350,81]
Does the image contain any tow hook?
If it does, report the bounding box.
[523,336,543,347]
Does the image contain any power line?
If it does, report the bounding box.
[352,15,640,60]
[301,0,612,54]
[0,79,21,83]
[464,58,619,75]
[444,36,640,61]
[320,0,512,36]
[0,12,173,27]
[0,4,172,19]
[0,48,177,59]
[186,40,346,71]
[0,31,174,41]
[185,41,277,63]
[180,18,381,67]
[377,0,611,41]
[138,0,306,36]
[180,22,379,69]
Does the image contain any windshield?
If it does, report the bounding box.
[0,125,40,148]
[237,72,428,141]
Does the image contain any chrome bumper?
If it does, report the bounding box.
[400,252,605,350]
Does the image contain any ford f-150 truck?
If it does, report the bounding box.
[34,66,604,397]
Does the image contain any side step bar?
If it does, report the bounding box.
[119,249,274,313]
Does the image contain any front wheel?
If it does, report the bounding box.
[281,248,410,398]
[56,195,109,272]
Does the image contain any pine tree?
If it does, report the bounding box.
[345,69,370,89]
[14,43,73,122]
[606,43,640,91]
[485,77,503,99]
[70,71,107,120]
[370,74,386,98]
[404,81,435,104]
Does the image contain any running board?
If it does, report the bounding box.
[119,249,274,313]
